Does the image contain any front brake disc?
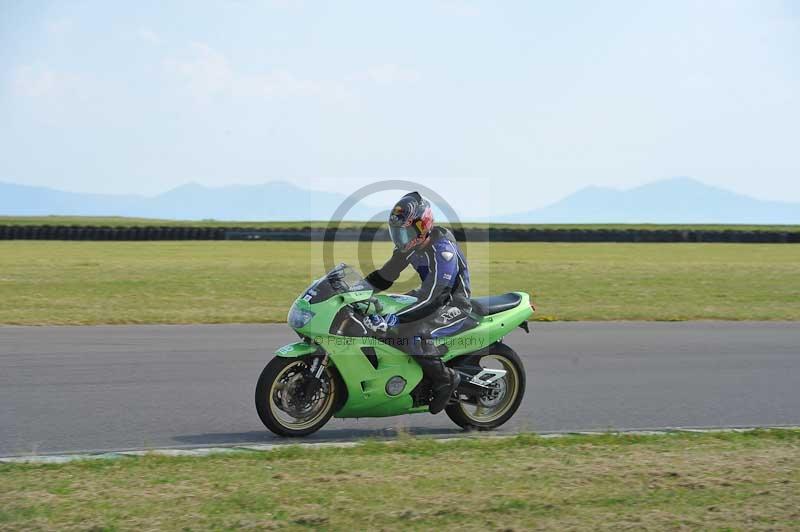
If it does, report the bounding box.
[276,373,308,417]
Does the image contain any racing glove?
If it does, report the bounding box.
[363,313,398,333]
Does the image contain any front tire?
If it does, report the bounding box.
[445,345,526,431]
[255,356,338,437]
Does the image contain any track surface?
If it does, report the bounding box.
[1,322,799,456]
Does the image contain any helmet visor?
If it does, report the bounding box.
[388,224,419,250]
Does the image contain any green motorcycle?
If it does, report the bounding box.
[255,263,534,437]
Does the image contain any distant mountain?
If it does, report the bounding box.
[497,177,800,224]
[0,181,374,221]
[2,177,798,223]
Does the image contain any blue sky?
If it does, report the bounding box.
[1,1,798,217]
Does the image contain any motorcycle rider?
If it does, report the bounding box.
[363,192,472,414]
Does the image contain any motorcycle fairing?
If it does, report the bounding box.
[274,341,320,358]
[279,263,532,419]
[303,294,531,418]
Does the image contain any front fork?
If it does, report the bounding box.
[303,353,329,396]
[308,353,329,378]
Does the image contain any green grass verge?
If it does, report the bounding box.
[2,215,799,232]
[1,430,798,530]
[1,241,799,324]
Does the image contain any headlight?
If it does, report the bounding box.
[287,304,315,329]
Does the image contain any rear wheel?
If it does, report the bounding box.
[255,356,338,437]
[445,346,525,431]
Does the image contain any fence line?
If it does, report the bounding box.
[0,225,798,243]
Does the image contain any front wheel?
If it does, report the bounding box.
[445,346,526,431]
[255,356,339,437]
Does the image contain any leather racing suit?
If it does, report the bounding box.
[365,226,472,349]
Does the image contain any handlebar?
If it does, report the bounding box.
[349,296,383,316]
[369,296,383,314]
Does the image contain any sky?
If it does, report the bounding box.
[1,0,799,217]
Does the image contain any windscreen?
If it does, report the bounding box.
[302,263,372,304]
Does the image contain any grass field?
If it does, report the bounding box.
[2,215,799,232]
[1,241,799,324]
[1,430,798,530]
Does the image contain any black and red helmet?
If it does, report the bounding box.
[388,192,434,251]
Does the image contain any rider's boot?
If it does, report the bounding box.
[416,347,460,415]
[430,364,460,414]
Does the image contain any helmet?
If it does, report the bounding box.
[388,191,434,251]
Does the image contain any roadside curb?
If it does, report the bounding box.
[2,426,798,464]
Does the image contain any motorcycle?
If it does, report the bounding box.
[255,263,534,436]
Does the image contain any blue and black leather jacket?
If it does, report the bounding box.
[365,227,472,323]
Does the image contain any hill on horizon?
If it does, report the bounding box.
[0,181,375,221]
[495,177,800,224]
[1,177,798,224]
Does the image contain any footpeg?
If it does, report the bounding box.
[468,368,507,387]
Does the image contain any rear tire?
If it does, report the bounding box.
[445,345,526,431]
[255,356,338,437]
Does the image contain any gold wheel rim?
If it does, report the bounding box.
[268,360,335,430]
[459,354,519,423]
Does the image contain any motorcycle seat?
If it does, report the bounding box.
[470,293,522,316]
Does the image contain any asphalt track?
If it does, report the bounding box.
[1,322,799,456]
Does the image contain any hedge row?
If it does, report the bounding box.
[1,225,798,243]
[0,225,231,240]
